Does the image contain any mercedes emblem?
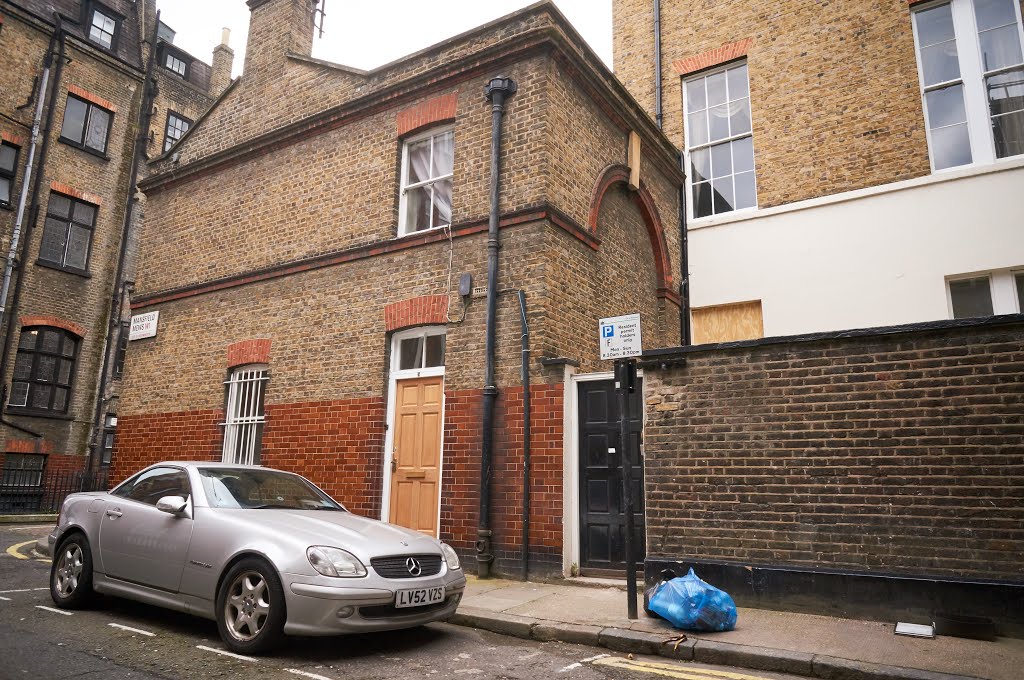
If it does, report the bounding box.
[406,557,422,577]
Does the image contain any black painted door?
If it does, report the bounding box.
[578,379,645,572]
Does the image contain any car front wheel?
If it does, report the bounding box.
[50,532,95,609]
[216,557,286,654]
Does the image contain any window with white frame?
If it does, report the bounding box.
[683,62,757,219]
[392,327,446,372]
[399,128,454,235]
[164,112,191,153]
[221,365,268,465]
[947,268,1024,317]
[165,53,187,77]
[88,7,118,50]
[912,0,1024,171]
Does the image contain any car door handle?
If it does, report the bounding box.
[105,509,122,518]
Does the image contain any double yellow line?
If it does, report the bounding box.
[593,656,774,680]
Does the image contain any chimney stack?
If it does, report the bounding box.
[244,0,317,81]
[211,27,234,95]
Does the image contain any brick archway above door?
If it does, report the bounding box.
[385,295,449,332]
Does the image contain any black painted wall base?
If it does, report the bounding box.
[645,557,1024,638]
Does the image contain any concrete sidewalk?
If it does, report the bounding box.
[451,577,1022,680]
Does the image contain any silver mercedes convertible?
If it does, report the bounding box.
[47,462,466,653]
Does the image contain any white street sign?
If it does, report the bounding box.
[129,311,159,340]
[599,313,642,360]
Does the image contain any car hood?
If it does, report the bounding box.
[211,508,442,561]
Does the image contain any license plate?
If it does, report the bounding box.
[395,586,445,609]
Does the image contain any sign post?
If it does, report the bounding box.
[600,314,642,619]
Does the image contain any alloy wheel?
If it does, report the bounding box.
[55,543,83,597]
[224,571,271,641]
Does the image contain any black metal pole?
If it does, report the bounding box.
[477,75,516,578]
[517,289,530,582]
[617,359,638,619]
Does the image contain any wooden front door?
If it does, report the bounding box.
[578,379,645,573]
[389,376,444,536]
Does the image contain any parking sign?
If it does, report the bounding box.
[599,313,642,360]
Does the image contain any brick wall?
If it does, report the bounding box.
[612,0,995,208]
[642,318,1024,581]
[113,384,565,574]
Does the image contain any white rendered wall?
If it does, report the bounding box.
[688,159,1024,337]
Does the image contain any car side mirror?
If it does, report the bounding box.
[156,495,188,514]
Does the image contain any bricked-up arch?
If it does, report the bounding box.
[19,315,86,338]
[227,339,272,368]
[384,295,449,332]
[396,93,458,137]
[588,165,674,298]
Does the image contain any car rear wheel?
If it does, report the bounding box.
[50,532,95,609]
[216,557,286,654]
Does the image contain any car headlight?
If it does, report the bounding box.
[440,542,461,570]
[306,546,367,577]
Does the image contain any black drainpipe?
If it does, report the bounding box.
[678,181,691,345]
[477,75,516,579]
[654,0,663,128]
[653,0,687,343]
[517,289,530,582]
[0,16,65,439]
[87,11,161,472]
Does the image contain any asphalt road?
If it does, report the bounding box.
[1,523,803,680]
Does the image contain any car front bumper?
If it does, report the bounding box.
[280,569,467,636]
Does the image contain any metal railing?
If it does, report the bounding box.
[0,468,108,514]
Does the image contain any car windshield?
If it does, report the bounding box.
[198,468,344,511]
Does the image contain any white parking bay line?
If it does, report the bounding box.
[108,623,155,637]
[196,645,259,662]
[35,605,72,616]
[286,669,336,680]
[0,596,11,601]
[0,588,48,594]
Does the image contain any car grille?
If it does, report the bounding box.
[370,554,442,579]
[359,597,455,619]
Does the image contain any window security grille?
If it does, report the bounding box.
[221,367,268,465]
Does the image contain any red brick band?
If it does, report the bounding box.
[67,84,117,113]
[227,339,272,368]
[1,131,25,146]
[20,315,86,337]
[50,181,102,206]
[5,438,53,454]
[673,38,753,75]
[384,295,449,331]
[396,93,458,136]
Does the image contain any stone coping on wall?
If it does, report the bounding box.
[641,314,1024,362]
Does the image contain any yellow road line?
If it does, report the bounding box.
[593,657,772,680]
[5,540,36,560]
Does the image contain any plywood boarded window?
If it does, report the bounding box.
[692,300,763,344]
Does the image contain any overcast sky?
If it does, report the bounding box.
[157,0,613,77]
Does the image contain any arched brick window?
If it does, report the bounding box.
[9,326,79,414]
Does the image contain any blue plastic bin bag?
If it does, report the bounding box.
[648,568,737,631]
